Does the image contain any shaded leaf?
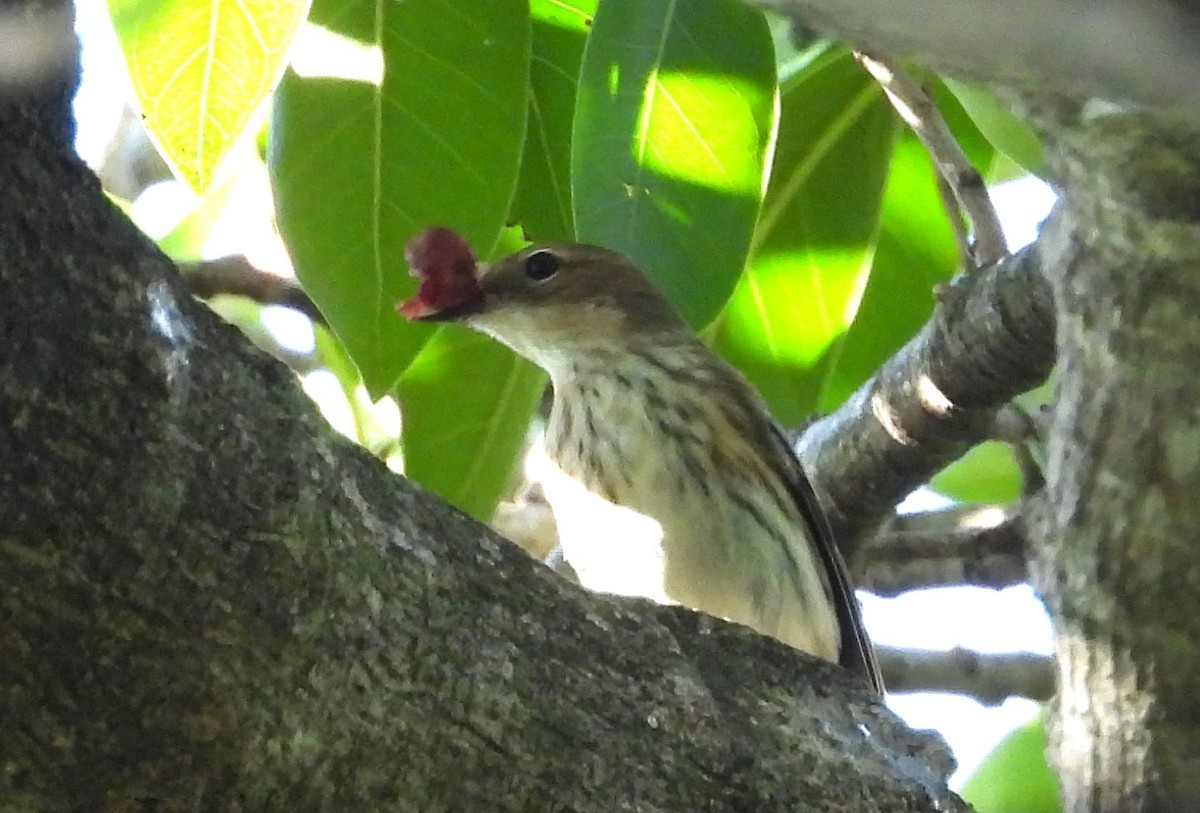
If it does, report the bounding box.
[108,0,310,192]
[270,0,530,397]
[928,78,997,181]
[398,329,545,522]
[943,78,1047,179]
[573,0,776,327]
[709,48,898,426]
[511,0,597,242]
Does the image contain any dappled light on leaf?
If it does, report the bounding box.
[108,0,310,192]
[709,49,897,426]
[637,71,771,196]
[288,22,383,84]
[573,0,776,327]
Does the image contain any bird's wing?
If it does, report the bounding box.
[765,421,885,695]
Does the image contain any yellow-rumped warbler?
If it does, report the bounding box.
[400,229,881,693]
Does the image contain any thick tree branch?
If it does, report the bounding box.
[750,0,1200,115]
[878,646,1055,703]
[799,246,1054,554]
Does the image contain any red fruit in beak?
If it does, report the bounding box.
[396,226,484,320]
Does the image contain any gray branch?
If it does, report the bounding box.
[799,247,1054,554]
[856,506,1028,596]
[181,255,324,325]
[879,646,1055,703]
[750,0,1200,114]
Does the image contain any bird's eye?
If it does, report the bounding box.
[523,250,560,282]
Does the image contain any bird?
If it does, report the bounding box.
[399,229,882,693]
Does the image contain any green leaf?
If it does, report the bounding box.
[806,82,1007,411]
[930,384,1050,505]
[943,78,1047,179]
[572,0,777,327]
[108,0,310,192]
[928,78,997,181]
[315,323,361,406]
[511,0,597,242]
[932,441,1022,505]
[818,129,960,411]
[709,49,898,426]
[270,0,531,398]
[960,713,1062,813]
[397,330,545,522]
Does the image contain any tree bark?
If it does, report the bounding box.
[748,0,1200,114]
[0,3,964,809]
[799,247,1053,551]
[1030,107,1200,812]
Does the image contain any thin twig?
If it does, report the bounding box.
[180,255,325,325]
[855,52,1008,269]
[934,171,973,264]
[991,403,1047,497]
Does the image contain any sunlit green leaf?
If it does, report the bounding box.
[573,0,777,327]
[709,48,898,426]
[271,0,530,398]
[108,0,310,192]
[807,82,1012,411]
[932,441,1022,505]
[960,712,1061,813]
[511,0,597,242]
[818,130,960,411]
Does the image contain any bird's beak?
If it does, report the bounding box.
[408,297,485,323]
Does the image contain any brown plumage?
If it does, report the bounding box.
[413,240,882,693]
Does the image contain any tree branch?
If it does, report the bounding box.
[799,245,1054,554]
[878,646,1055,703]
[855,52,1008,268]
[181,255,324,325]
[750,0,1200,115]
[1020,100,1200,807]
[856,506,1028,595]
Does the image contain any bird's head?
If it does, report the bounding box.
[397,227,688,374]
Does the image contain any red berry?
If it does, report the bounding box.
[396,226,483,319]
